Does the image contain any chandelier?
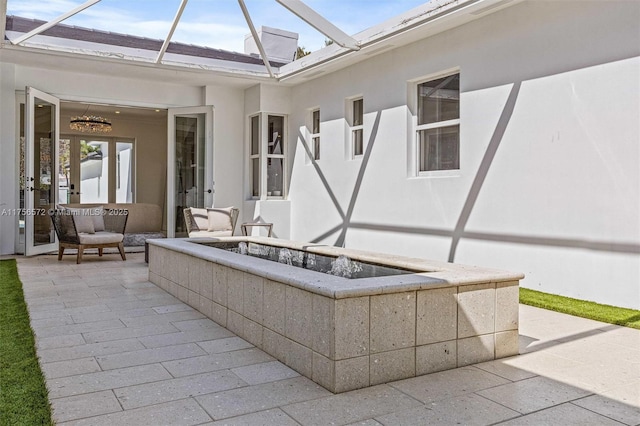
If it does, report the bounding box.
[69,113,112,133]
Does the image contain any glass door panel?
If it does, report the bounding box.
[25,87,60,255]
[79,139,109,203]
[116,141,134,203]
[17,102,25,253]
[60,136,135,204]
[59,137,72,204]
[167,106,213,238]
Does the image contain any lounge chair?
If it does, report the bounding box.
[50,207,128,264]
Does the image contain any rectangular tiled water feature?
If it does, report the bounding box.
[148,237,523,393]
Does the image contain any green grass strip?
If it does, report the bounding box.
[520,287,640,330]
[0,259,53,426]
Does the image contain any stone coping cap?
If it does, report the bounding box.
[149,237,524,299]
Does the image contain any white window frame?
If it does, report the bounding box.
[347,96,364,159]
[311,108,320,161]
[412,70,461,177]
[248,112,287,200]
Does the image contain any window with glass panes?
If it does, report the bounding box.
[267,115,285,197]
[351,98,363,157]
[249,113,286,198]
[417,73,460,172]
[311,109,320,160]
[250,115,260,197]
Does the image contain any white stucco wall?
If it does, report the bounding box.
[286,1,640,308]
[0,63,18,255]
[204,85,245,215]
[242,84,293,238]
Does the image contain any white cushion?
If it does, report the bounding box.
[188,230,233,238]
[92,206,105,232]
[65,207,105,234]
[78,231,124,245]
[207,207,233,232]
[72,213,95,234]
[189,208,209,231]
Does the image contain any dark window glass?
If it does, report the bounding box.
[418,125,459,171]
[353,99,363,126]
[353,129,363,156]
[251,116,259,155]
[418,74,459,125]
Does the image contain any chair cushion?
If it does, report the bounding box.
[73,214,95,234]
[189,208,209,232]
[78,231,124,245]
[64,206,105,234]
[188,230,233,238]
[92,206,105,232]
[207,208,233,232]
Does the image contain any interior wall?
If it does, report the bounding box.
[286,0,640,308]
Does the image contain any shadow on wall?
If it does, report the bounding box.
[296,86,640,259]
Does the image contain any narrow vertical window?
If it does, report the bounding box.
[352,98,364,157]
[311,109,320,161]
[416,73,460,172]
[267,115,285,197]
[250,115,260,197]
[248,113,287,199]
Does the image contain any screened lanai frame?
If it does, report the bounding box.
[0,0,360,78]
[0,0,517,82]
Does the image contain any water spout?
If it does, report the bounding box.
[278,248,293,265]
[328,255,362,278]
[238,242,248,255]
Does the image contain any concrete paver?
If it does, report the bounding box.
[15,253,640,425]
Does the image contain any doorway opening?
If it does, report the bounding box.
[16,95,168,254]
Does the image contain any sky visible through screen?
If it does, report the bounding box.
[6,0,429,54]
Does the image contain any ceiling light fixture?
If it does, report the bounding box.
[69,106,112,133]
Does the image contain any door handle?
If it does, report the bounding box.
[207,189,212,194]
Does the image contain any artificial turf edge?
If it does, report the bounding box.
[0,259,54,426]
[520,287,640,330]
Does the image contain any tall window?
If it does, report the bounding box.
[267,115,285,197]
[249,113,286,198]
[417,73,460,172]
[311,109,320,161]
[350,98,364,157]
[250,115,260,197]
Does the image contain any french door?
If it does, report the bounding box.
[59,135,135,204]
[24,87,60,255]
[167,106,214,237]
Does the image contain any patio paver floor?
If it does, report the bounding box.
[13,253,640,425]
